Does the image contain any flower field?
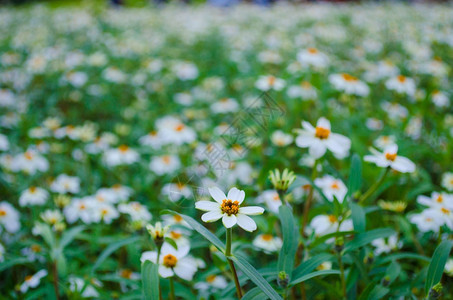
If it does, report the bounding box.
[1,3,453,299]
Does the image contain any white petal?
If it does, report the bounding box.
[140,251,158,264]
[302,121,315,132]
[195,201,219,212]
[317,117,331,130]
[309,142,327,158]
[227,187,241,201]
[236,214,257,232]
[173,258,197,281]
[222,215,237,228]
[158,265,174,278]
[201,210,223,223]
[239,206,264,215]
[208,186,227,203]
[391,157,415,173]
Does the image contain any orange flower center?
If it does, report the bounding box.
[273,194,280,201]
[120,269,133,279]
[397,75,406,83]
[441,207,450,215]
[170,231,182,239]
[262,234,273,241]
[29,186,37,193]
[330,182,340,190]
[31,244,42,252]
[25,275,33,281]
[206,274,217,283]
[308,48,318,54]
[174,124,185,132]
[118,145,129,153]
[101,209,109,216]
[79,204,86,210]
[24,151,33,160]
[268,76,276,86]
[163,254,178,268]
[341,73,358,82]
[315,127,330,139]
[436,196,443,203]
[328,215,337,223]
[174,215,183,222]
[221,199,240,216]
[385,153,397,161]
[162,156,171,164]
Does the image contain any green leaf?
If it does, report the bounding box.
[230,254,282,300]
[310,231,356,249]
[59,225,85,250]
[242,287,265,300]
[375,252,430,264]
[350,203,365,233]
[292,253,334,280]
[141,261,159,300]
[385,260,400,284]
[35,222,56,249]
[290,270,340,286]
[91,236,141,273]
[277,205,298,279]
[425,240,453,294]
[348,154,362,197]
[0,257,29,272]
[162,210,225,252]
[368,285,389,299]
[344,228,395,253]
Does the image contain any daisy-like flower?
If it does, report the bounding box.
[161,182,193,202]
[253,234,282,253]
[0,133,9,151]
[50,174,80,194]
[373,135,396,150]
[138,131,164,149]
[40,209,64,226]
[385,75,416,97]
[19,187,49,207]
[20,270,48,293]
[287,81,318,100]
[308,214,353,237]
[64,197,98,224]
[371,235,402,255]
[271,130,293,147]
[441,172,453,191]
[161,214,191,229]
[118,202,152,222]
[156,116,196,146]
[103,145,139,167]
[297,48,329,69]
[314,175,348,203]
[11,149,49,175]
[445,259,453,277]
[295,117,351,159]
[417,192,453,209]
[195,274,228,293]
[141,243,198,280]
[210,98,239,114]
[256,190,282,214]
[328,73,369,97]
[409,210,442,232]
[149,155,181,175]
[255,75,285,91]
[195,187,264,232]
[0,201,20,233]
[364,144,415,173]
[431,90,449,108]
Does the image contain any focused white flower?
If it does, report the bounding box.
[271,130,293,147]
[295,117,351,159]
[118,202,152,222]
[253,234,282,253]
[50,174,80,194]
[314,175,348,203]
[329,73,369,97]
[195,187,264,232]
[441,172,453,191]
[149,155,181,175]
[297,48,329,69]
[255,75,285,91]
[0,201,20,233]
[371,235,402,255]
[141,243,198,280]
[20,270,48,293]
[385,75,416,97]
[364,144,415,173]
[103,145,139,167]
[19,187,49,207]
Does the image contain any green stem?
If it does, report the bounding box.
[52,261,60,300]
[156,248,163,300]
[301,159,319,236]
[359,167,390,204]
[225,228,242,298]
[169,277,175,300]
[337,253,347,299]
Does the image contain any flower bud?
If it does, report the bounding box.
[277,271,289,288]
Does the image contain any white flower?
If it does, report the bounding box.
[68,276,101,298]
[20,270,48,293]
[364,144,415,173]
[287,81,317,100]
[256,190,282,214]
[118,202,152,222]
[441,172,453,192]
[409,210,443,233]
[373,135,396,150]
[329,73,369,97]
[255,75,285,91]
[445,259,453,277]
[11,149,49,175]
[64,197,98,224]
[149,155,181,176]
[40,209,64,225]
[50,174,80,194]
[0,202,20,233]
[253,234,282,253]
[295,117,351,159]
[271,130,293,147]
[0,243,4,262]
[195,187,264,232]
[161,214,191,229]
[97,203,119,224]
[172,61,199,81]
[431,91,449,108]
[297,48,329,69]
[141,243,198,280]
[371,235,402,255]
[139,131,164,149]
[0,134,9,151]
[195,274,228,292]
[385,75,416,97]
[103,145,139,167]
[308,215,353,237]
[314,175,348,203]
[19,187,49,207]
[161,183,193,202]
[365,118,384,131]
[155,116,196,146]
[417,192,453,210]
[210,98,239,114]
[110,184,133,201]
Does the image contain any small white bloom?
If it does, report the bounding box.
[20,270,48,293]
[314,175,348,203]
[271,130,293,147]
[255,75,285,91]
[195,187,264,232]
[103,145,139,167]
[441,172,453,192]
[385,75,416,97]
[19,187,49,207]
[308,215,353,237]
[364,144,415,173]
[50,174,80,194]
[445,259,453,277]
[0,202,20,233]
[149,155,181,176]
[118,202,152,222]
[253,234,282,253]
[329,73,369,97]
[297,48,329,69]
[371,235,402,255]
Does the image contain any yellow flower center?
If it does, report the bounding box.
[267,76,276,86]
[174,124,185,132]
[397,75,406,83]
[31,244,42,253]
[120,269,133,279]
[173,215,183,222]
[262,234,273,241]
[341,73,358,82]
[25,275,33,282]
[221,199,240,216]
[163,254,178,268]
[118,145,129,153]
[170,231,182,239]
[162,156,171,164]
[330,182,340,190]
[328,215,337,223]
[24,151,33,160]
[441,207,450,215]
[315,127,330,139]
[29,186,37,193]
[308,48,318,54]
[206,274,217,283]
[436,196,443,203]
[385,153,397,161]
